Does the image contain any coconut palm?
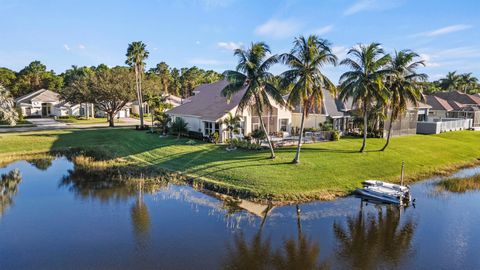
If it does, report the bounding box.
[171,117,188,139]
[439,71,462,91]
[221,42,285,159]
[381,50,427,151]
[460,73,478,94]
[279,35,337,163]
[0,84,19,126]
[222,111,242,148]
[339,43,391,152]
[126,41,149,128]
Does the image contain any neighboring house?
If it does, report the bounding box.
[14,89,90,117]
[383,102,431,137]
[289,89,351,134]
[167,80,292,142]
[95,102,132,119]
[130,94,187,115]
[425,91,480,128]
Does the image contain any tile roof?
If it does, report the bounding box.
[166,80,246,121]
[425,95,453,111]
[433,91,480,106]
[15,89,61,104]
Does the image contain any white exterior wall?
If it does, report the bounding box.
[171,115,203,133]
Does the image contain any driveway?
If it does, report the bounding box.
[28,118,67,127]
[0,117,141,133]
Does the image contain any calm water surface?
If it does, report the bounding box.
[1,157,480,269]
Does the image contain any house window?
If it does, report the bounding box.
[279,119,288,132]
[204,121,219,135]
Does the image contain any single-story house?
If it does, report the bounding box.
[14,89,92,117]
[383,102,431,137]
[425,91,480,128]
[130,94,188,115]
[95,102,132,119]
[167,80,292,142]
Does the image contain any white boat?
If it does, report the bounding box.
[355,180,412,205]
[362,180,410,193]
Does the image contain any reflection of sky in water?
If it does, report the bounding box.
[1,157,480,269]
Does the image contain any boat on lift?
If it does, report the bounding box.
[355,181,412,205]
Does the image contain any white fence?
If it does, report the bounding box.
[417,118,473,134]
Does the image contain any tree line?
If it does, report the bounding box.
[0,60,222,99]
[421,71,479,94]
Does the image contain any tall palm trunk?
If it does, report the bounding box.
[139,70,144,125]
[134,65,144,127]
[381,107,395,151]
[293,109,306,164]
[257,107,275,159]
[360,103,368,153]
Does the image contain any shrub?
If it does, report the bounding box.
[250,129,266,144]
[209,132,220,144]
[229,138,262,150]
[331,130,341,141]
[187,131,204,140]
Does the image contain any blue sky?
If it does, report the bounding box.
[0,0,479,81]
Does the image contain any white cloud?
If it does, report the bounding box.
[418,46,480,69]
[78,44,86,50]
[344,0,403,16]
[255,19,301,38]
[424,24,472,37]
[189,58,225,65]
[217,41,243,51]
[313,25,334,35]
[63,44,70,51]
[332,46,349,60]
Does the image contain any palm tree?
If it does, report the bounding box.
[381,50,427,151]
[126,41,149,128]
[222,111,242,148]
[460,73,478,94]
[439,71,462,91]
[221,42,285,159]
[339,43,391,152]
[171,117,188,139]
[0,84,19,126]
[279,35,337,163]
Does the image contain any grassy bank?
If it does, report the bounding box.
[0,128,479,202]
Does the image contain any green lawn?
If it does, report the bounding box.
[56,117,121,125]
[0,128,479,201]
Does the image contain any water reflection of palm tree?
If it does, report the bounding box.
[0,169,22,218]
[130,181,151,249]
[223,204,327,270]
[333,206,415,269]
[60,167,165,248]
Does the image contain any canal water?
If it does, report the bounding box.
[1,157,480,269]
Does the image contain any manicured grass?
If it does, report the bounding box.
[0,120,34,127]
[0,128,479,201]
[56,117,121,125]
